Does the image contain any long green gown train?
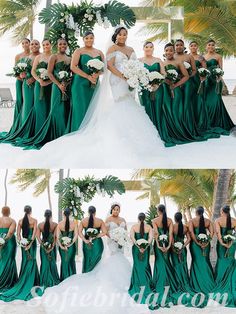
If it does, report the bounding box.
[0,228,40,301]
[0,228,18,291]
[59,230,76,281]
[19,61,70,149]
[205,59,235,133]
[82,227,104,273]
[66,54,101,133]
[212,227,236,306]
[189,227,215,294]
[40,231,60,288]
[128,232,154,306]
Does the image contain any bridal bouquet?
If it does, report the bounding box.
[158,234,169,248]
[173,241,184,262]
[0,233,7,260]
[165,65,179,98]
[87,59,104,88]
[36,61,50,100]
[197,233,211,256]
[183,61,192,76]
[210,67,224,94]
[55,63,72,101]
[122,59,150,93]
[109,227,130,249]
[223,231,236,257]
[147,71,165,100]
[197,68,211,94]
[7,58,31,79]
[136,238,149,261]
[86,228,99,247]
[18,237,32,260]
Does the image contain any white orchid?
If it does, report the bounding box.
[58,71,69,80]
[109,227,130,249]
[87,59,104,71]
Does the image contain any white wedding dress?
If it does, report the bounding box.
[39,221,150,314]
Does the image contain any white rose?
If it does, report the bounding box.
[183,61,191,69]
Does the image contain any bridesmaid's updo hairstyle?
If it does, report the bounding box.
[196,206,206,234]
[64,208,71,234]
[138,213,146,237]
[143,41,154,48]
[222,205,232,231]
[110,203,120,215]
[158,204,168,234]
[111,27,127,43]
[2,206,10,217]
[43,209,52,241]
[83,30,94,38]
[88,206,96,228]
[174,212,184,238]
[22,205,32,238]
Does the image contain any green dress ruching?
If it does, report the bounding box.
[59,230,76,281]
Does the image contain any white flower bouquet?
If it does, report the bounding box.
[197,233,211,256]
[173,241,184,261]
[87,59,104,88]
[158,234,169,248]
[86,228,99,247]
[0,233,7,260]
[36,61,50,99]
[223,232,236,257]
[7,58,31,79]
[109,227,130,249]
[136,238,149,261]
[165,65,179,98]
[148,71,165,100]
[55,62,71,101]
[18,237,32,260]
[183,61,192,76]
[210,66,224,94]
[197,67,211,94]
[60,236,72,247]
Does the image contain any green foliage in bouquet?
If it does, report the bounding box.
[39,0,136,54]
[55,175,126,220]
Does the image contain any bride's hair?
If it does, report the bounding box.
[22,205,32,238]
[64,208,71,234]
[138,213,146,237]
[83,30,94,38]
[88,206,96,228]
[222,205,232,231]
[174,212,184,238]
[158,204,168,234]
[196,206,206,234]
[111,27,127,43]
[43,209,52,241]
[110,203,120,214]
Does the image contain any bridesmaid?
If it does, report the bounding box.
[79,206,106,273]
[204,39,235,133]
[0,206,18,291]
[139,41,165,129]
[37,209,60,288]
[152,204,177,307]
[57,208,77,281]
[7,39,53,146]
[213,205,236,306]
[67,31,104,132]
[0,205,40,301]
[128,213,154,306]
[21,38,71,149]
[188,206,215,294]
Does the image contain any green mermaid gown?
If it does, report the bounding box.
[128,232,154,306]
[189,227,215,294]
[59,231,76,281]
[205,59,235,133]
[0,228,18,291]
[19,61,70,149]
[82,227,104,273]
[213,227,236,306]
[39,231,60,288]
[66,54,101,133]
[0,228,40,301]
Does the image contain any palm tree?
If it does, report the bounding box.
[0,0,41,42]
[44,0,52,35]
[10,169,53,210]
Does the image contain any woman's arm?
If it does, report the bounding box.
[148,226,153,245]
[5,220,16,240]
[17,220,22,241]
[184,227,191,248]
[36,224,42,245]
[218,55,223,69]
[107,47,125,80]
[56,224,65,250]
[159,59,166,76]
[31,55,40,82]
[97,220,107,238]
[71,222,79,245]
[188,220,198,244]
[130,226,136,244]
[208,220,214,239]
[47,55,66,94]
[174,62,189,88]
[78,220,90,244]
[189,54,197,77]
[166,220,173,250]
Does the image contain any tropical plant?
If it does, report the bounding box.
[0,0,41,42]
[55,175,125,220]
[145,205,158,226]
[10,169,53,210]
[38,0,136,53]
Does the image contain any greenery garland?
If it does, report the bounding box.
[55,175,125,220]
[39,0,136,53]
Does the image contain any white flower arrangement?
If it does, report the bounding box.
[87,59,104,72]
[198,68,211,77]
[0,233,6,246]
[158,234,169,248]
[136,238,149,248]
[174,241,183,250]
[183,61,191,69]
[223,234,236,243]
[58,70,70,80]
[148,71,165,82]
[197,233,209,243]
[211,67,224,77]
[19,237,31,247]
[17,62,28,70]
[165,69,179,82]
[60,236,72,247]
[109,227,130,249]
[86,228,99,244]
[37,68,49,81]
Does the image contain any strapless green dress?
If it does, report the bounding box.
[0,228,18,291]
[67,54,101,133]
[59,231,76,281]
[82,227,104,273]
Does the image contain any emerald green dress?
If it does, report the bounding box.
[39,231,60,288]
[128,232,154,305]
[139,62,163,129]
[212,227,236,306]
[0,228,18,291]
[59,231,76,281]
[20,61,70,149]
[82,227,104,273]
[0,229,40,301]
[152,228,177,306]
[66,54,101,133]
[189,228,215,294]
[205,59,235,133]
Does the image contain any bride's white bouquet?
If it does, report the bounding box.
[122,59,150,93]
[109,227,130,249]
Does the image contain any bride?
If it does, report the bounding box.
[38,203,150,314]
